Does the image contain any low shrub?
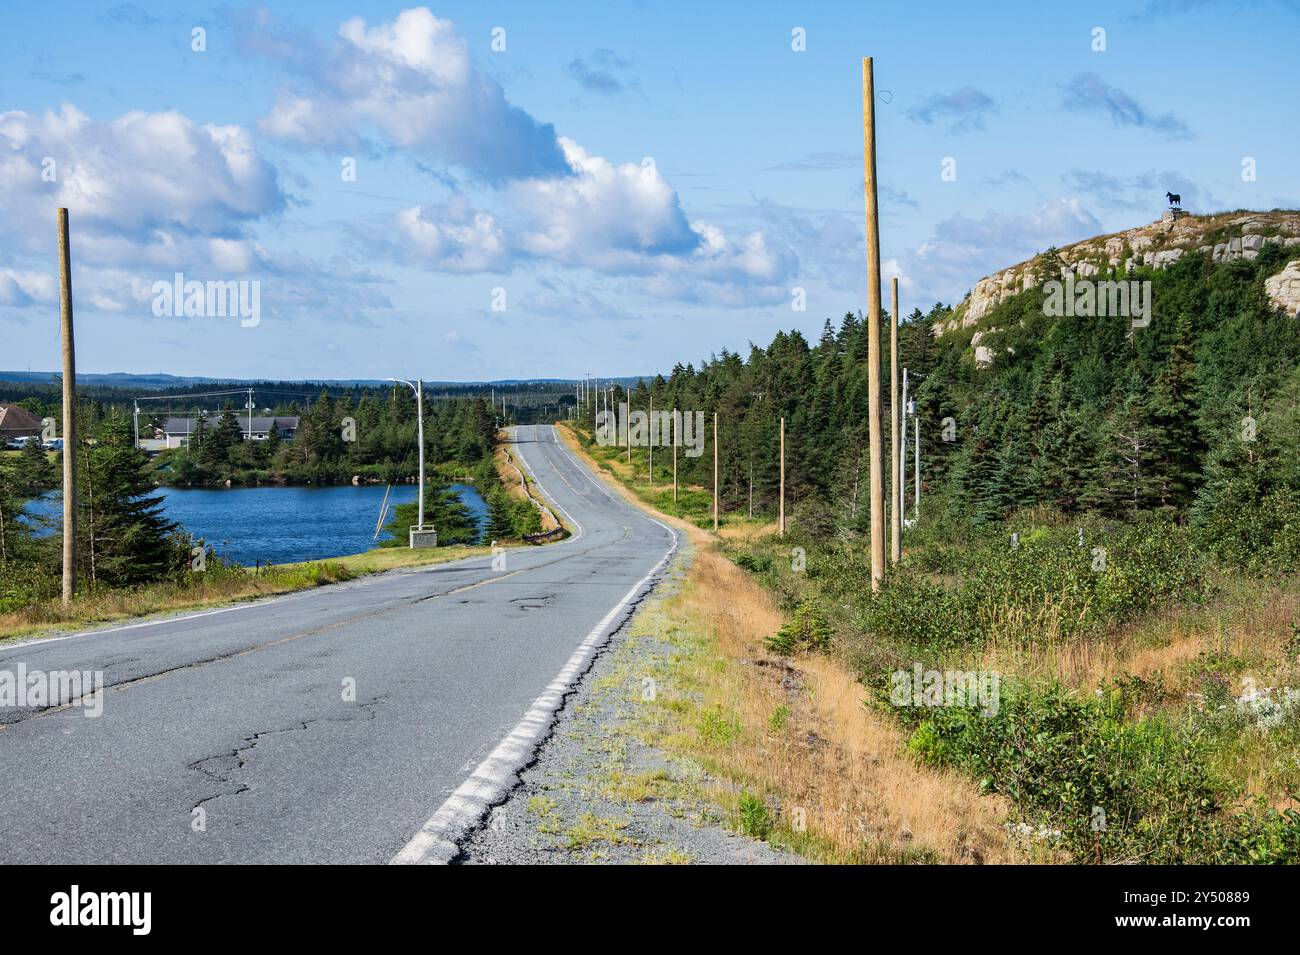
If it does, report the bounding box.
[765,600,832,655]
[907,681,1300,863]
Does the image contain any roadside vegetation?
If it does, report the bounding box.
[557,425,1023,863]
[561,241,1300,863]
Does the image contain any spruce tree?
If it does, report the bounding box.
[1084,384,1161,517]
[202,409,243,471]
[78,413,179,587]
[1145,325,1204,510]
[14,437,57,497]
[486,490,516,541]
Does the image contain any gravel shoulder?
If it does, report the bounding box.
[460,539,803,865]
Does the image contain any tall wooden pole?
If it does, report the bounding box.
[648,394,653,484]
[779,416,786,537]
[890,276,901,564]
[672,409,678,502]
[712,412,719,533]
[57,208,77,605]
[900,367,909,517]
[915,411,921,520]
[863,57,885,591]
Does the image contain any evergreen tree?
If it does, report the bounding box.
[13,437,57,497]
[486,490,515,541]
[1145,325,1204,510]
[202,410,243,470]
[261,422,283,468]
[380,482,478,547]
[1084,383,1162,517]
[78,413,179,587]
[0,453,38,562]
[189,412,208,456]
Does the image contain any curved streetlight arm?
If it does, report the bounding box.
[387,377,425,534]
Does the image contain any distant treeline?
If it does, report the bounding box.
[0,376,641,427]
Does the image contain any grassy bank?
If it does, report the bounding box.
[722,510,1300,863]
[555,423,1023,863]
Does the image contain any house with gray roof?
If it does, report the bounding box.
[160,413,299,449]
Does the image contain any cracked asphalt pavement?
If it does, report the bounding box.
[0,425,676,864]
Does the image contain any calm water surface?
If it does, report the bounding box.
[25,484,487,566]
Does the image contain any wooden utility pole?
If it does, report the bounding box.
[863,57,886,591]
[648,394,653,484]
[779,416,786,537]
[57,208,77,605]
[672,409,678,502]
[900,366,909,517]
[914,408,921,520]
[890,276,901,564]
[712,412,719,533]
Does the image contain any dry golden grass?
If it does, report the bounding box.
[718,520,778,541]
[682,547,1023,863]
[558,422,1023,863]
[495,437,527,500]
[980,582,1299,698]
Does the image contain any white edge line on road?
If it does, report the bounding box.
[389,425,680,865]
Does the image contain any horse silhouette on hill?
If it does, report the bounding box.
[1166,191,1181,208]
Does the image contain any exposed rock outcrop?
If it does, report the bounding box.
[1265,260,1300,317]
[936,210,1300,338]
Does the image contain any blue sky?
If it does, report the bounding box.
[3,0,1297,381]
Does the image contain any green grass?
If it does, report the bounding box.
[736,791,774,839]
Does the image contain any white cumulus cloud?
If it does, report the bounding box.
[0,105,285,243]
[256,7,570,184]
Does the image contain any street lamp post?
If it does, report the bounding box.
[389,377,433,547]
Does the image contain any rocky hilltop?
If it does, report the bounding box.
[936,210,1300,342]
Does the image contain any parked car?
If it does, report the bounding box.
[42,438,63,451]
[5,435,39,450]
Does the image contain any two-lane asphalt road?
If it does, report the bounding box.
[0,425,677,864]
